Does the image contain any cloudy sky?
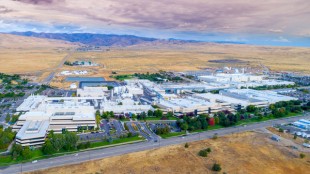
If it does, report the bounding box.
[1,0,310,46]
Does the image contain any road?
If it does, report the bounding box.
[41,49,75,85]
[1,113,309,174]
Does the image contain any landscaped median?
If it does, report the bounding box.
[0,136,145,167]
[160,131,186,139]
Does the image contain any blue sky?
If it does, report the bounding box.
[1,0,310,47]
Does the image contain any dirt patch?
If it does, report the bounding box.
[208,58,249,64]
[27,131,310,174]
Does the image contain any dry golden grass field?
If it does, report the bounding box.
[0,34,76,81]
[1,34,309,84]
[69,42,310,76]
[28,131,310,174]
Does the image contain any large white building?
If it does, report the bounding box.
[156,96,233,114]
[198,73,264,83]
[197,73,294,89]
[77,86,109,97]
[13,96,97,146]
[221,89,297,105]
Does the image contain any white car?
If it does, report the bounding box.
[32,160,38,164]
[303,143,310,148]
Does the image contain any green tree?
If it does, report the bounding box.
[5,114,10,123]
[22,146,32,160]
[154,109,163,118]
[214,116,220,124]
[63,132,79,150]
[51,134,65,151]
[180,123,188,131]
[10,115,19,124]
[167,111,173,117]
[212,163,222,171]
[132,114,137,119]
[42,140,55,155]
[11,144,22,159]
[246,105,257,113]
[147,110,153,117]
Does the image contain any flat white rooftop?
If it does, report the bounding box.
[16,120,49,140]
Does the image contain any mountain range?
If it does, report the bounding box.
[9,32,244,47]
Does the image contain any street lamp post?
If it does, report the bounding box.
[20,162,22,174]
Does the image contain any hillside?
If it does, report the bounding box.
[27,131,310,174]
[0,34,76,78]
[0,33,77,49]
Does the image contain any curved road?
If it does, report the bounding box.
[1,113,309,174]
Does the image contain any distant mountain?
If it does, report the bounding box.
[10,32,203,47]
[10,32,159,46]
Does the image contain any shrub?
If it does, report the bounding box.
[212,133,218,140]
[300,153,306,159]
[184,143,189,148]
[212,163,222,171]
[198,150,208,157]
[206,147,211,153]
[279,128,284,133]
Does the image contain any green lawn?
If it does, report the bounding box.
[206,125,224,131]
[90,136,143,148]
[112,74,134,81]
[0,149,7,153]
[236,112,301,126]
[160,131,186,139]
[0,149,44,166]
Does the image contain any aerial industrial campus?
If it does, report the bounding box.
[1,65,310,173]
[1,0,310,174]
[7,71,299,146]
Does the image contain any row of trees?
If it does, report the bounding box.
[176,100,306,130]
[0,92,25,99]
[11,144,31,160]
[0,73,21,84]
[134,72,166,82]
[42,130,79,155]
[5,114,20,124]
[177,114,208,131]
[64,61,73,66]
[246,84,298,90]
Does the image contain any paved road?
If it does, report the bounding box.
[1,113,309,174]
[42,50,75,84]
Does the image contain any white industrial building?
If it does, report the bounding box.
[77,86,109,97]
[193,93,268,110]
[198,73,264,83]
[221,89,297,105]
[198,73,294,89]
[13,95,97,146]
[13,78,299,146]
[156,96,233,114]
